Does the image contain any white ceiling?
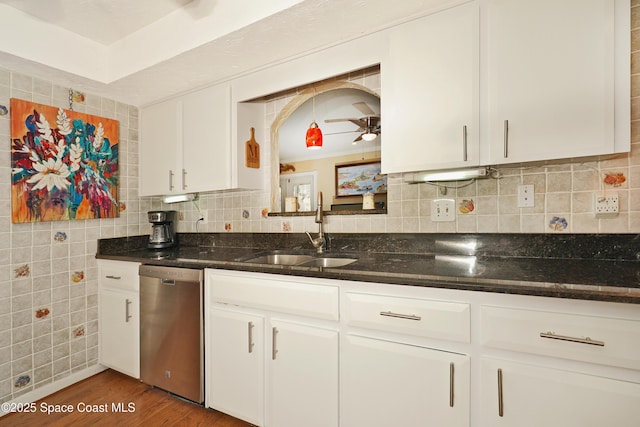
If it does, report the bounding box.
[0,0,195,45]
[0,0,461,106]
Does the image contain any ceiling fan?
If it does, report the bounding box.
[324,101,381,143]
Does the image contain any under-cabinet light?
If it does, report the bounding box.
[407,167,490,183]
[162,193,199,204]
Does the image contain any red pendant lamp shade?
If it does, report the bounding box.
[306,90,323,149]
[306,121,323,149]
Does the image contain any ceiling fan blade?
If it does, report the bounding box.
[353,101,376,116]
[325,118,367,127]
[353,133,363,143]
[324,130,359,136]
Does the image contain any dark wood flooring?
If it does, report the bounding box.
[1,369,253,426]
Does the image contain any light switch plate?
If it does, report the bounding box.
[517,185,535,208]
[431,199,455,222]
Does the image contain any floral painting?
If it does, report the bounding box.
[10,98,119,223]
[335,160,387,197]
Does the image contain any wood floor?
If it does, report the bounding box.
[2,369,253,426]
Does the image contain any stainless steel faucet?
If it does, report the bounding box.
[305,192,325,254]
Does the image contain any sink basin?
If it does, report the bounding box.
[296,257,357,268]
[243,254,314,265]
[240,252,357,268]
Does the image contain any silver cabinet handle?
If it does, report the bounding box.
[497,368,504,417]
[248,321,254,354]
[449,362,455,407]
[540,331,604,347]
[125,298,132,323]
[169,170,175,191]
[462,125,468,162]
[182,168,187,190]
[379,311,421,321]
[105,275,121,280]
[272,327,278,360]
[503,120,509,158]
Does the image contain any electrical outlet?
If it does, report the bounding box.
[517,184,535,208]
[431,199,455,222]
[594,194,619,218]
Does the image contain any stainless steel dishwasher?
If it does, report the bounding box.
[139,265,204,403]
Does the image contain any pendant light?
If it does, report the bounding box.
[306,89,323,149]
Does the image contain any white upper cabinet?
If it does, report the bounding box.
[140,83,263,197]
[139,98,181,196]
[382,1,480,174]
[483,0,628,165]
[382,0,629,174]
[181,84,232,193]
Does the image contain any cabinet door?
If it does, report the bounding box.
[267,319,338,427]
[139,98,181,196]
[382,2,479,174]
[99,289,139,378]
[208,307,264,426]
[342,334,469,427]
[480,358,640,427]
[182,84,232,193]
[485,0,616,164]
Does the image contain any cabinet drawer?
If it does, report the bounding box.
[209,271,339,321]
[344,292,470,343]
[481,306,640,370]
[98,260,140,293]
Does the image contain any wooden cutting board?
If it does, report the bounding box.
[245,127,260,169]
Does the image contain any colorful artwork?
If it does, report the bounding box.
[335,160,387,197]
[10,98,119,223]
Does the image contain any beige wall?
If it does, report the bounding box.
[282,150,382,207]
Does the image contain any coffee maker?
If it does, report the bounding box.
[147,210,177,249]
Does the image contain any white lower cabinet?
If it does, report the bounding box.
[98,260,140,378]
[208,307,264,426]
[480,357,640,427]
[205,269,339,427]
[267,319,338,427]
[205,269,640,426]
[342,334,470,427]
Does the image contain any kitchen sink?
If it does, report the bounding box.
[242,254,314,265]
[297,257,357,268]
[240,252,357,268]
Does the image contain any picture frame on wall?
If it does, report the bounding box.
[10,98,120,223]
[335,159,387,197]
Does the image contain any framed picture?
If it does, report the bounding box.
[335,159,387,197]
[10,98,119,223]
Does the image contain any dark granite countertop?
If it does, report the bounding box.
[96,233,640,304]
